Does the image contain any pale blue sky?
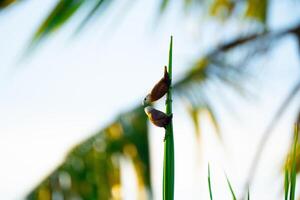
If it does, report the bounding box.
[0,0,300,199]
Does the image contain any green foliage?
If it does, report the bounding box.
[159,0,169,13]
[0,0,17,9]
[0,0,270,48]
[225,175,237,200]
[26,106,151,200]
[163,36,175,200]
[177,55,247,139]
[210,0,235,19]
[208,164,213,200]
[245,0,268,23]
[32,0,84,45]
[29,0,115,48]
[284,168,290,200]
[284,124,299,200]
[247,188,250,200]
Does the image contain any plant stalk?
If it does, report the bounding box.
[163,36,174,200]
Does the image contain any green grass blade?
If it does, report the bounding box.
[225,175,237,200]
[247,188,250,200]
[163,36,174,200]
[208,164,213,200]
[284,167,290,200]
[247,191,250,200]
[289,125,298,200]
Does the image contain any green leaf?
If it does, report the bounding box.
[245,0,268,24]
[159,0,169,13]
[30,0,85,47]
[210,0,235,19]
[26,106,152,199]
[247,188,250,200]
[208,164,213,200]
[0,0,17,9]
[289,125,298,200]
[225,175,237,200]
[186,103,201,137]
[284,167,290,200]
[205,103,221,139]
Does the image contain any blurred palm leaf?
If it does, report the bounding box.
[245,0,268,24]
[30,0,85,46]
[210,0,235,19]
[0,0,266,49]
[285,119,300,174]
[29,0,115,49]
[27,106,151,200]
[0,0,18,9]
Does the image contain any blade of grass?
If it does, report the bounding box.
[289,124,298,200]
[163,36,174,200]
[247,188,250,200]
[284,167,290,200]
[208,164,213,200]
[225,175,237,200]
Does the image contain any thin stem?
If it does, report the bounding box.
[208,164,213,200]
[163,36,175,200]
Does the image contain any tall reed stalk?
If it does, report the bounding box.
[163,36,174,200]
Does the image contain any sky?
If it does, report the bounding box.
[0,0,300,199]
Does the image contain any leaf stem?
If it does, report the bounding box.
[163,36,174,200]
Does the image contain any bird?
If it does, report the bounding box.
[144,106,172,128]
[143,66,171,106]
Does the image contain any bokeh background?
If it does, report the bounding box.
[0,0,300,199]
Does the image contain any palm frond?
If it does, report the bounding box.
[26,106,151,200]
[30,0,85,47]
[245,0,268,24]
[0,0,18,9]
[24,0,274,50]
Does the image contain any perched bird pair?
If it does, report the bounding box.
[143,66,172,129]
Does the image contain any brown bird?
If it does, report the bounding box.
[144,106,172,128]
[143,66,171,105]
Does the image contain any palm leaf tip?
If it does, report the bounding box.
[30,0,85,47]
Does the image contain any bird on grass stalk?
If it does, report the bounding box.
[144,106,172,128]
[143,66,171,106]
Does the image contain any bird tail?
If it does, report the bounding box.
[163,66,171,85]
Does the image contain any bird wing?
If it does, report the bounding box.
[151,109,168,121]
